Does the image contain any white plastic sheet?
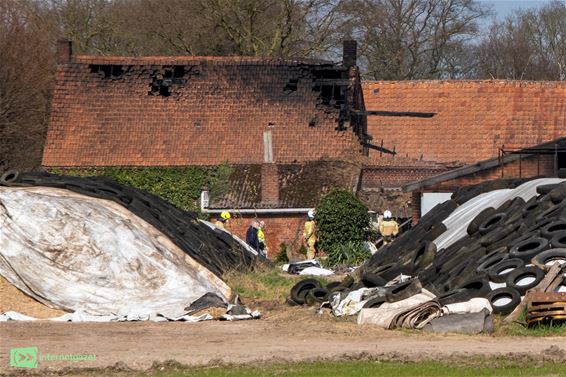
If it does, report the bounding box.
[0,187,231,318]
[442,298,492,315]
[434,178,566,250]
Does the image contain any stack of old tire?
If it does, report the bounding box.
[289,178,566,316]
[0,171,266,277]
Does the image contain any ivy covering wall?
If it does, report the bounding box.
[50,165,232,212]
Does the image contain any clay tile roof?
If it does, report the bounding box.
[74,54,334,66]
[362,80,566,166]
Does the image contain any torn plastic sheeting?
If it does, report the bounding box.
[434,178,566,250]
[0,186,231,318]
[299,267,334,276]
[0,310,213,322]
[442,298,492,315]
[357,289,437,329]
[332,287,386,317]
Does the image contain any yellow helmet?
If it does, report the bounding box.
[220,211,231,220]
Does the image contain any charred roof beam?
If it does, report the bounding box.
[354,110,436,118]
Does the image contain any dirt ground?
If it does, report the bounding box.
[1,301,566,374]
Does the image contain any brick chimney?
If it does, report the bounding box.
[57,39,73,64]
[342,40,357,68]
[261,164,279,205]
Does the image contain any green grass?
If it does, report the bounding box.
[223,268,330,301]
[493,309,566,336]
[146,360,566,377]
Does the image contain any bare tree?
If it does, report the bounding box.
[338,0,488,79]
[475,1,566,80]
[197,0,342,58]
[0,0,58,171]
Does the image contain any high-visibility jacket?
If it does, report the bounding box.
[303,220,316,243]
[379,220,399,237]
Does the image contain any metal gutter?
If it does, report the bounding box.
[202,208,311,214]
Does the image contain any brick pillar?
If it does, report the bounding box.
[343,40,357,68]
[57,39,73,64]
[411,191,421,225]
[261,163,279,205]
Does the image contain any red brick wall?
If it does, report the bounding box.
[216,213,308,259]
[363,81,566,165]
[44,56,363,167]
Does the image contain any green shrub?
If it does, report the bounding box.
[50,165,232,212]
[315,188,370,266]
[274,243,289,264]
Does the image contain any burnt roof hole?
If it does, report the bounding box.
[309,116,318,128]
[312,69,341,80]
[268,122,275,128]
[148,78,172,96]
[89,64,124,79]
[194,121,201,129]
[284,78,299,92]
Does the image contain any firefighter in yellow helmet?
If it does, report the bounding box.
[303,209,317,259]
[215,211,231,230]
[379,210,399,245]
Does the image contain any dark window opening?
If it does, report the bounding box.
[557,152,566,169]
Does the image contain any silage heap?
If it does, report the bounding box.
[0,172,264,319]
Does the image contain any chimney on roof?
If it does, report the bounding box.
[57,39,73,64]
[342,40,357,68]
[261,163,279,205]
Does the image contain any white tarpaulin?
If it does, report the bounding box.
[0,187,231,318]
[434,178,566,250]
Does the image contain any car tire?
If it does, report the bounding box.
[487,287,521,315]
[509,237,549,263]
[531,248,566,270]
[487,258,525,283]
[506,266,545,295]
[385,278,422,303]
[290,279,322,305]
[478,213,508,235]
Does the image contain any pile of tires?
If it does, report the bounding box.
[288,274,423,309]
[346,179,566,316]
[0,171,265,277]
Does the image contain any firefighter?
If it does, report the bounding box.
[215,211,231,230]
[303,209,317,259]
[379,210,399,245]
